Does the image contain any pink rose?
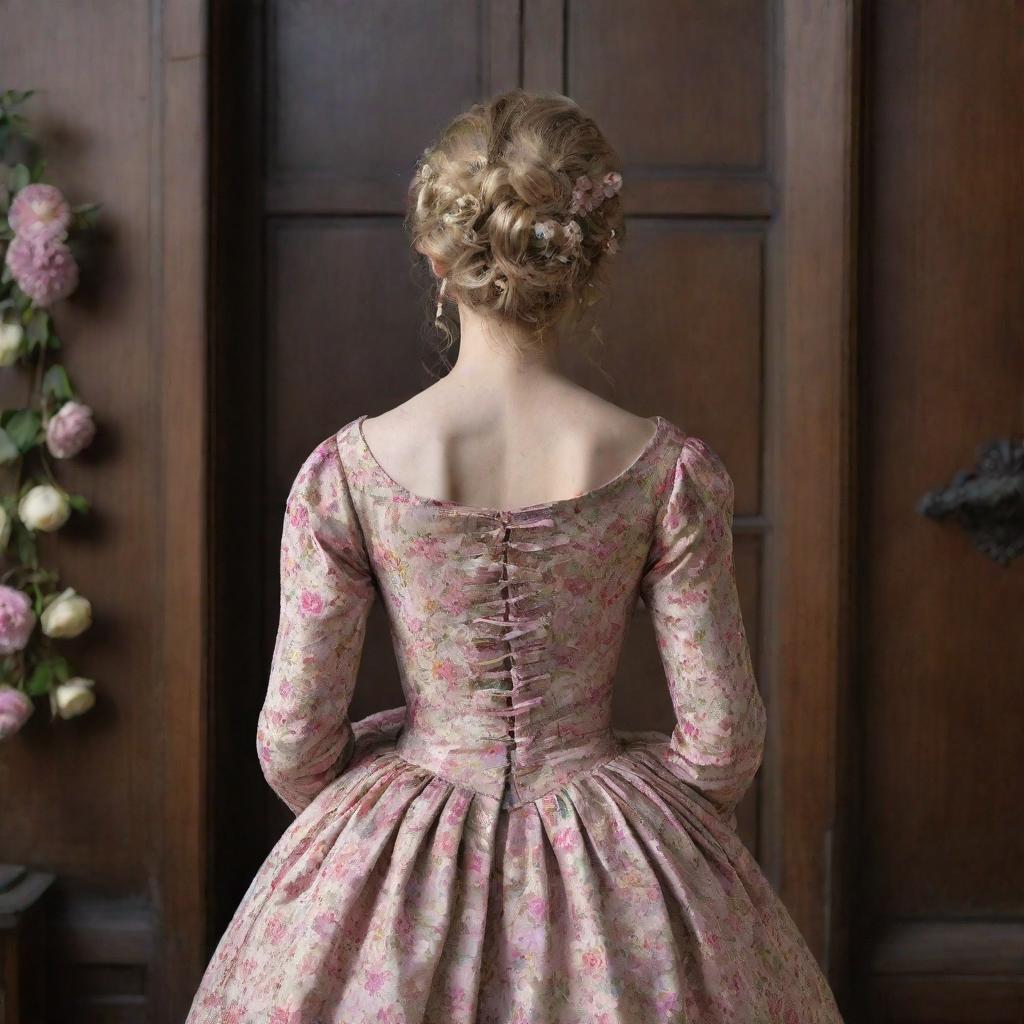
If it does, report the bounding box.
[0,585,36,654]
[0,686,33,740]
[5,234,79,307]
[45,400,97,459]
[8,184,71,243]
[299,590,324,615]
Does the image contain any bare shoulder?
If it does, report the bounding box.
[559,389,659,455]
[359,391,438,457]
[362,388,655,454]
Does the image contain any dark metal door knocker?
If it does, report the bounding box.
[917,437,1024,566]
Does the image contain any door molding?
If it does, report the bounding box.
[762,0,860,992]
[153,0,209,1018]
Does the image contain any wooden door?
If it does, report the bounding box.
[209,0,855,1005]
[855,3,1024,1020]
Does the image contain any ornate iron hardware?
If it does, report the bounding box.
[917,437,1024,566]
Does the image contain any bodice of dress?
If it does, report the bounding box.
[340,415,669,809]
[256,410,766,830]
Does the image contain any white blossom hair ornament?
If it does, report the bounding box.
[532,217,584,263]
[562,219,583,255]
[533,219,558,242]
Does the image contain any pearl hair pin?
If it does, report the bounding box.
[435,277,448,322]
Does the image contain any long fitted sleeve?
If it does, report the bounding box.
[639,436,767,828]
[256,434,376,816]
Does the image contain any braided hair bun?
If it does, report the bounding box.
[406,90,625,348]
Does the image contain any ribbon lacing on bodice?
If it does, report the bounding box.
[441,506,572,805]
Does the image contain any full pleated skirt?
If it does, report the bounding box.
[186,722,844,1024]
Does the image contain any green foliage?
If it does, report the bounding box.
[0,88,100,720]
[42,363,73,402]
[3,409,42,451]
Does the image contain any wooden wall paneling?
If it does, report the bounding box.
[568,220,765,510]
[567,0,768,168]
[0,0,210,1018]
[522,0,563,93]
[265,0,521,215]
[765,0,859,982]
[858,2,1024,1017]
[48,899,153,1023]
[0,1,159,889]
[154,0,209,1019]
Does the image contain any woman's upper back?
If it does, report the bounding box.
[357,394,665,514]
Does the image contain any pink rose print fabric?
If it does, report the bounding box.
[186,414,844,1023]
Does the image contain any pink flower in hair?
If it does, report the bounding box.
[568,170,623,215]
[602,171,623,198]
[563,220,583,250]
[568,175,595,215]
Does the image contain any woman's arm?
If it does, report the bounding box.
[639,436,767,829]
[256,434,376,815]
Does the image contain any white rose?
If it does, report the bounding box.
[0,322,23,366]
[52,677,96,720]
[0,507,10,549]
[18,484,70,532]
[40,587,92,639]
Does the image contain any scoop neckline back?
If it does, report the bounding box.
[353,412,668,516]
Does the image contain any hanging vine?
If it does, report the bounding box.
[0,89,102,740]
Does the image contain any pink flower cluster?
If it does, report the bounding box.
[45,399,96,459]
[0,584,36,655]
[4,184,79,307]
[0,686,33,740]
[568,170,624,216]
[0,585,44,740]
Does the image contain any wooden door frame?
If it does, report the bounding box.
[763,0,861,991]
[152,0,209,1018]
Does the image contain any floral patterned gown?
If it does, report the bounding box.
[186,413,845,1024]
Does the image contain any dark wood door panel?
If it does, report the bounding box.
[266,0,520,213]
[567,0,770,172]
[266,218,428,483]
[565,219,765,515]
[858,1,1024,1016]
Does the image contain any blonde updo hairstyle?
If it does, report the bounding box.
[406,90,625,356]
